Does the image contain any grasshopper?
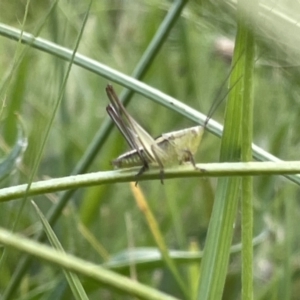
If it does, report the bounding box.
[106,51,243,183]
[106,85,207,183]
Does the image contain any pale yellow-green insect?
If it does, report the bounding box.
[106,85,204,182]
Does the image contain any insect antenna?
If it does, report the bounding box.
[204,51,244,127]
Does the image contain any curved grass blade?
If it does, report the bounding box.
[32,201,88,300]
[0,226,180,300]
[0,122,27,182]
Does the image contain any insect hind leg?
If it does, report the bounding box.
[134,146,167,185]
[134,162,149,186]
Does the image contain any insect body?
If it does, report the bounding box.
[106,85,204,182]
[112,126,204,168]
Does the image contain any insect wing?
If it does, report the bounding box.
[106,104,139,151]
[106,85,158,164]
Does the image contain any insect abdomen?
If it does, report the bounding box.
[112,149,151,168]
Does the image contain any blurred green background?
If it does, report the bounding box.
[1,0,300,299]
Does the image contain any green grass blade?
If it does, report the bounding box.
[103,230,268,272]
[32,201,89,300]
[197,20,246,300]
[0,227,180,300]
[240,3,256,300]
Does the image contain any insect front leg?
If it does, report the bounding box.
[183,149,205,172]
